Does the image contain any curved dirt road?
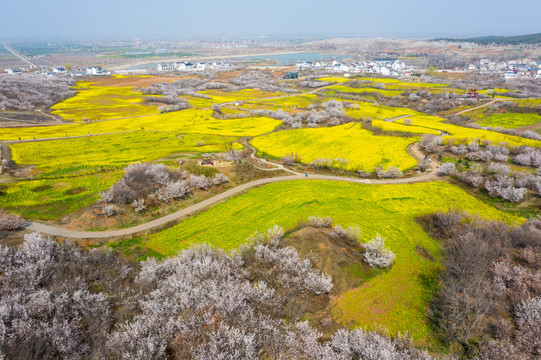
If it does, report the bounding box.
[452,98,507,116]
[26,143,438,239]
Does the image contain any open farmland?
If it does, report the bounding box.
[2,73,540,358]
[0,110,282,139]
[396,115,541,147]
[356,77,401,84]
[143,180,519,344]
[346,102,420,119]
[476,112,541,129]
[328,85,404,97]
[10,132,240,176]
[199,88,285,102]
[0,171,121,220]
[385,81,450,90]
[51,85,160,122]
[247,93,320,108]
[251,123,418,171]
[371,119,441,135]
[316,76,350,83]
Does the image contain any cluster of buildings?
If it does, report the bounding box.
[4,66,110,77]
[156,61,233,72]
[468,59,541,79]
[296,59,413,76]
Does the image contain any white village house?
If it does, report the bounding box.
[86,66,109,75]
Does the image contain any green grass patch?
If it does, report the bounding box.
[476,113,541,129]
[0,171,121,220]
[143,180,520,344]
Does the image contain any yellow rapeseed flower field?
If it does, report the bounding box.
[397,115,541,147]
[346,102,420,120]
[0,109,282,140]
[250,123,417,170]
[51,86,160,122]
[247,94,320,108]
[329,85,404,97]
[199,89,285,103]
[11,132,241,175]
[371,119,440,135]
[144,180,520,344]
[316,76,350,83]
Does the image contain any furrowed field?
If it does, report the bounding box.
[142,180,520,345]
[250,123,418,170]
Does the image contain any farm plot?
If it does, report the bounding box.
[396,115,541,147]
[328,85,403,98]
[247,94,320,109]
[346,102,420,120]
[250,123,417,171]
[51,86,160,122]
[143,180,519,343]
[0,109,282,140]
[0,171,121,220]
[316,76,350,83]
[385,81,450,90]
[371,119,440,135]
[10,132,240,177]
[356,77,401,84]
[476,113,541,129]
[199,89,285,103]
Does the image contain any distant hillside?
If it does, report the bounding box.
[433,33,541,46]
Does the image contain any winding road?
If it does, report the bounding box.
[452,98,507,116]
[25,143,439,239]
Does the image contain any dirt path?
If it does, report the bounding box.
[249,148,301,175]
[452,99,505,116]
[36,110,65,123]
[6,130,145,144]
[3,45,37,68]
[25,143,438,239]
[384,115,410,123]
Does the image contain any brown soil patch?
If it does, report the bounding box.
[282,227,367,296]
[415,245,435,262]
[31,184,53,192]
[65,187,87,195]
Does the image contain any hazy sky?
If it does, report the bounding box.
[1,0,540,40]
